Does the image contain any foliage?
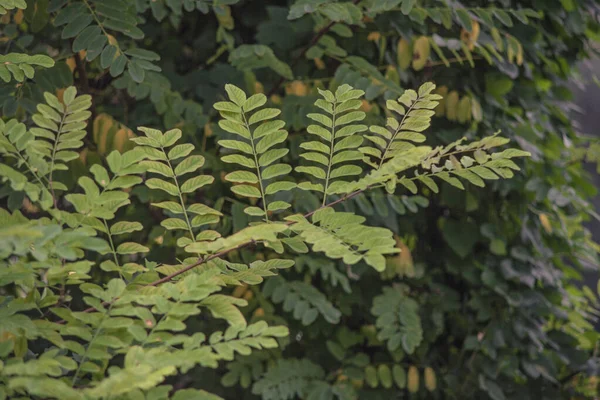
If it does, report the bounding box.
[1,0,599,399]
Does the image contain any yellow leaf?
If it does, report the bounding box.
[457,96,472,124]
[539,213,552,233]
[204,123,213,137]
[270,94,282,105]
[433,85,449,117]
[254,81,264,94]
[407,366,419,393]
[446,91,459,121]
[66,57,76,73]
[516,41,523,66]
[461,20,480,51]
[79,148,88,165]
[314,58,326,70]
[93,113,134,155]
[367,32,382,41]
[424,367,436,391]
[360,100,373,113]
[287,80,309,96]
[56,88,65,104]
[232,284,248,298]
[412,36,431,71]
[394,236,414,278]
[112,128,129,153]
[14,9,24,24]
[253,308,265,317]
[107,34,118,46]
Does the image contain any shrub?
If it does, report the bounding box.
[0,1,599,400]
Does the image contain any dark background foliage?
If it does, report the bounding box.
[1,0,600,399]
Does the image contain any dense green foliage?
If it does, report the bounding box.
[1,0,599,399]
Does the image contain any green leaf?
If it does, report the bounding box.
[175,155,205,176]
[231,185,262,198]
[110,221,143,235]
[180,175,214,193]
[168,144,195,160]
[116,242,149,254]
[243,94,267,112]
[225,171,259,184]
[265,181,296,195]
[161,218,189,230]
[248,108,281,125]
[225,84,247,106]
[442,220,479,258]
[62,14,93,39]
[141,161,173,177]
[161,129,182,147]
[146,178,179,196]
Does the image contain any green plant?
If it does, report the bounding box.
[0,80,524,398]
[1,0,599,399]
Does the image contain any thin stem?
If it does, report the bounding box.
[322,102,338,206]
[242,112,269,221]
[71,302,114,386]
[57,188,367,321]
[162,146,196,242]
[378,100,419,169]
[82,0,127,64]
[48,108,68,207]
[102,219,123,279]
[10,151,53,205]
[266,0,361,97]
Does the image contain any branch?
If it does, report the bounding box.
[56,188,367,322]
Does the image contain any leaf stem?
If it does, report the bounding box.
[242,111,269,221]
[48,106,68,207]
[162,146,196,242]
[71,302,114,386]
[322,101,338,206]
[378,98,419,169]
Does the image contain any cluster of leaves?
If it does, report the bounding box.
[0,77,527,399]
[1,0,599,399]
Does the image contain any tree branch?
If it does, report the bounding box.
[56,188,367,322]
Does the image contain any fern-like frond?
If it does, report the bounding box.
[0,0,26,15]
[0,120,54,209]
[400,133,530,194]
[208,320,289,360]
[62,148,150,277]
[263,276,342,325]
[361,82,441,168]
[371,286,423,354]
[31,87,92,193]
[215,84,295,221]
[0,53,54,82]
[131,127,221,251]
[286,207,398,272]
[252,358,325,400]
[53,0,159,82]
[185,223,288,255]
[295,255,351,293]
[296,83,367,205]
[208,258,295,286]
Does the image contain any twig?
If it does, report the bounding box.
[56,189,366,322]
[266,0,361,97]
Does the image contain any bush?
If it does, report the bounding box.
[0,1,599,399]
